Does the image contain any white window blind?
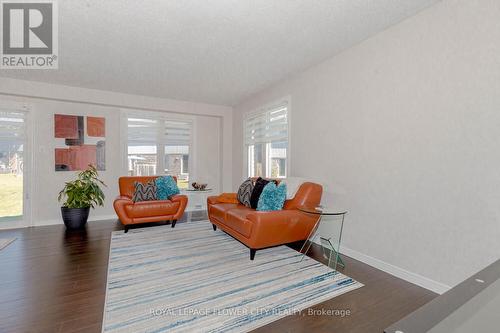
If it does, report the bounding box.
[244,101,289,178]
[244,102,288,145]
[127,117,192,146]
[164,120,192,146]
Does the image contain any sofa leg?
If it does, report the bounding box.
[212,224,217,231]
[124,226,129,233]
[171,220,177,228]
[250,249,256,260]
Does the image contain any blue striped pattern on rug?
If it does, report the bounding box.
[103,221,362,333]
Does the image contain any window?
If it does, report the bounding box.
[0,110,25,221]
[244,101,288,178]
[271,141,287,178]
[127,115,192,189]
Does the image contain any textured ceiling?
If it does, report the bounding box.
[0,0,440,105]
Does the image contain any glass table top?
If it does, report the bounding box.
[298,206,347,216]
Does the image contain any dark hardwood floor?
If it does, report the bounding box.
[0,212,436,333]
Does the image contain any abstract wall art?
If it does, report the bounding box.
[54,114,106,171]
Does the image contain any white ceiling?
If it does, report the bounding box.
[0,0,440,106]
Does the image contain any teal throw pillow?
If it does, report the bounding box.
[155,176,180,200]
[257,182,287,211]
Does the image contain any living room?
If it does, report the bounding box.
[0,0,499,332]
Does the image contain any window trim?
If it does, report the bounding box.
[121,109,197,183]
[243,96,291,179]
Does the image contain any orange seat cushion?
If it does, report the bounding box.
[209,203,239,223]
[225,207,254,238]
[124,200,180,218]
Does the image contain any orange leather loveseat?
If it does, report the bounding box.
[113,176,188,232]
[207,182,322,260]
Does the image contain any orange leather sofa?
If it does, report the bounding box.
[207,182,322,260]
[113,176,188,232]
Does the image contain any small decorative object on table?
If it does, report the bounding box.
[191,182,208,191]
[58,165,106,229]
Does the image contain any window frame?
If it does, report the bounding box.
[243,96,291,179]
[121,110,196,185]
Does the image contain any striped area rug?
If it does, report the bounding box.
[0,238,15,251]
[103,221,362,333]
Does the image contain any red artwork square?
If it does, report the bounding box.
[55,148,73,169]
[54,114,78,138]
[87,117,105,137]
[55,145,97,171]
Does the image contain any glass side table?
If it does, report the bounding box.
[298,206,347,271]
[182,189,213,211]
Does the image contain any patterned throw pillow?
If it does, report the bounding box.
[257,182,287,211]
[132,180,158,202]
[237,178,254,207]
[155,176,180,200]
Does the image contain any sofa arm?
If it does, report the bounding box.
[113,196,134,225]
[170,194,188,220]
[170,194,187,203]
[207,193,238,205]
[246,209,319,247]
[207,195,220,205]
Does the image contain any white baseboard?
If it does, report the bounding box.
[33,219,61,227]
[337,244,451,295]
[32,214,117,227]
[89,214,118,222]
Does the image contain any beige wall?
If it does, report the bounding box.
[232,0,500,291]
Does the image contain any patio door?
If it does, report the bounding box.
[0,105,31,229]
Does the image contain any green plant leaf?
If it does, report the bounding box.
[58,165,107,209]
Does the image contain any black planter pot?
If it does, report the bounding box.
[61,207,90,229]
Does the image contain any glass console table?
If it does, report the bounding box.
[298,206,347,272]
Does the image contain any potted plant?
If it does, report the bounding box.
[58,165,106,229]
